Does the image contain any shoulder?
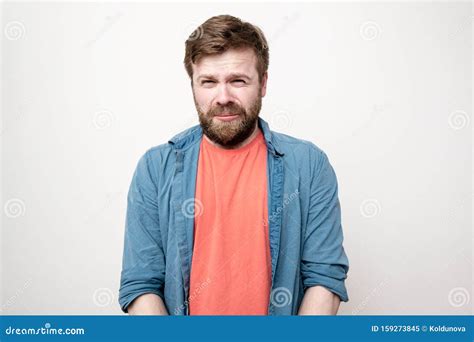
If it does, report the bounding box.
[271,130,328,163]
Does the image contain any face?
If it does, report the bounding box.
[191,47,268,148]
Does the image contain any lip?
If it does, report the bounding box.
[214,114,239,122]
[215,113,237,117]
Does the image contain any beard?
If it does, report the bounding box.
[194,91,262,148]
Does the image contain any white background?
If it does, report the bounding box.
[1,1,472,315]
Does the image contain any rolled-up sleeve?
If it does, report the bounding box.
[301,147,349,302]
[118,149,166,313]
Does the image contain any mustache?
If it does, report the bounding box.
[208,104,246,117]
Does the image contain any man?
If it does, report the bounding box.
[119,14,349,315]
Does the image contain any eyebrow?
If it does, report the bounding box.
[197,73,252,82]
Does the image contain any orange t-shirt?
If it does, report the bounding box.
[189,129,271,315]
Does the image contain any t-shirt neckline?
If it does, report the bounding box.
[202,128,264,154]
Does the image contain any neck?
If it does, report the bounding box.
[204,122,259,150]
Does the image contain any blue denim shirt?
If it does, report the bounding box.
[119,117,349,315]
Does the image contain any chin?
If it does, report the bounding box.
[212,117,241,125]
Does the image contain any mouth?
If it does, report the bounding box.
[214,113,240,122]
[215,112,237,117]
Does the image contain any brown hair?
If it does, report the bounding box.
[184,15,269,83]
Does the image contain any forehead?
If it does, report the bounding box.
[192,47,258,78]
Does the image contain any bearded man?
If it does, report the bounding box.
[119,14,349,316]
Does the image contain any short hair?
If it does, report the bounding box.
[184,15,269,83]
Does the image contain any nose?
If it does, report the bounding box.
[215,84,233,107]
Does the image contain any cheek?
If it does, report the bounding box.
[193,89,212,110]
[238,91,259,108]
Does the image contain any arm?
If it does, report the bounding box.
[298,285,340,315]
[127,293,169,315]
[118,150,168,315]
[299,148,349,314]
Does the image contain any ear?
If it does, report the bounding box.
[260,72,268,97]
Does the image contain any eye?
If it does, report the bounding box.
[202,80,215,84]
[232,79,246,84]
